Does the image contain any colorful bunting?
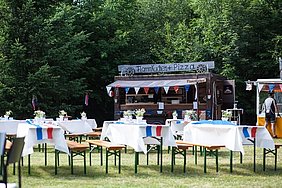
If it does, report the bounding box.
[269,84,275,92]
[173,86,179,93]
[106,86,111,94]
[154,87,159,94]
[184,85,190,92]
[258,84,263,92]
[134,87,140,94]
[144,87,149,94]
[125,87,130,94]
[164,87,169,94]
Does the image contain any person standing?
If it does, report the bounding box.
[262,91,280,138]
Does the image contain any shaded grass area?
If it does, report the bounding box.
[5,139,282,188]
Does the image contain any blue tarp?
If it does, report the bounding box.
[190,120,237,126]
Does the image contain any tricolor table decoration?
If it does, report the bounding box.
[183,121,274,172]
[103,123,176,173]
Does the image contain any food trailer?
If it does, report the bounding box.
[255,78,282,137]
[106,62,235,124]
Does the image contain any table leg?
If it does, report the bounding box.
[230,150,233,173]
[135,152,139,173]
[160,137,163,173]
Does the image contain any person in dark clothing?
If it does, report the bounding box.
[262,91,280,138]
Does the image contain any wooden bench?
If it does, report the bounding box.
[179,142,225,173]
[55,140,88,175]
[93,127,102,132]
[171,140,193,173]
[263,143,282,171]
[86,140,125,173]
[65,133,84,143]
[84,131,101,140]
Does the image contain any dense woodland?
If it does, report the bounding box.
[0,0,281,124]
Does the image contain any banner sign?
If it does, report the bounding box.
[118,61,215,75]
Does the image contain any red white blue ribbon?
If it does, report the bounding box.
[242,127,257,138]
[146,126,162,137]
[26,120,53,140]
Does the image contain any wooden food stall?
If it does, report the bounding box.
[255,79,282,137]
[106,62,235,124]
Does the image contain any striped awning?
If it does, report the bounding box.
[106,78,206,88]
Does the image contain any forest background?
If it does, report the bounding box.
[0,0,281,125]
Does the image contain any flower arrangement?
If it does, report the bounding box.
[59,110,67,117]
[184,110,197,121]
[221,110,232,119]
[135,108,146,117]
[123,110,133,117]
[81,111,87,117]
[5,110,12,117]
[34,110,45,118]
[172,110,178,118]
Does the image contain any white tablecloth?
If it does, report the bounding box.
[165,119,189,136]
[104,123,176,154]
[85,119,98,129]
[57,120,93,134]
[0,120,26,134]
[183,123,274,155]
[17,123,69,156]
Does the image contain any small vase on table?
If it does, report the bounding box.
[136,116,143,124]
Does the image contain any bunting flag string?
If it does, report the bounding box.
[258,84,263,92]
[164,86,169,94]
[268,84,275,92]
[106,86,111,94]
[125,87,130,94]
[184,85,190,92]
[134,87,140,94]
[144,87,149,94]
[279,84,282,92]
[173,86,179,93]
[154,87,159,94]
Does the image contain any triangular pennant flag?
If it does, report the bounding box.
[134,87,140,94]
[173,86,179,93]
[106,86,111,94]
[164,87,169,94]
[258,84,263,92]
[279,84,282,92]
[154,87,159,94]
[184,85,190,92]
[144,87,149,94]
[125,87,130,94]
[269,84,275,92]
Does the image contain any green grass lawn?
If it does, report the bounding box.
[5,139,282,188]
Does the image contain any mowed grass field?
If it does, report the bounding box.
[5,139,282,188]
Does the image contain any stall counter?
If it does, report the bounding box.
[258,116,282,138]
